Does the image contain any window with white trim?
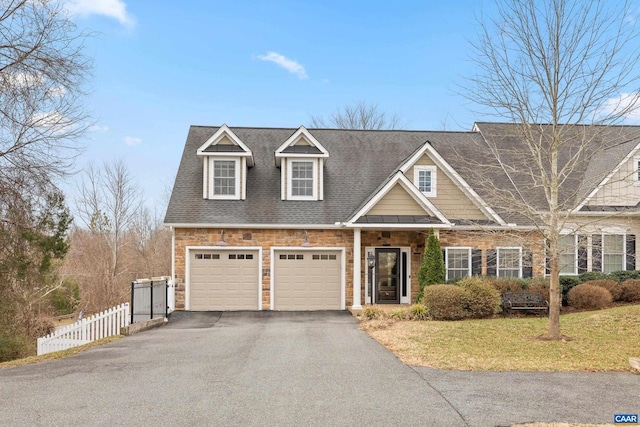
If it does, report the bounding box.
[287,159,317,200]
[602,234,625,273]
[446,247,471,280]
[559,235,577,275]
[209,158,240,199]
[635,156,640,183]
[413,165,437,197]
[497,247,522,278]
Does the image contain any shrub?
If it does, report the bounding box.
[457,277,502,318]
[559,276,581,306]
[583,279,623,301]
[0,331,30,363]
[484,276,526,295]
[578,271,609,283]
[620,279,640,302]
[389,308,409,320]
[360,306,384,320]
[409,304,428,320]
[527,279,551,303]
[608,270,640,283]
[50,278,80,315]
[416,229,445,301]
[423,285,468,320]
[567,284,612,310]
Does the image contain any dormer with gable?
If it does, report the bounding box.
[197,124,254,200]
[275,126,329,201]
[398,142,504,224]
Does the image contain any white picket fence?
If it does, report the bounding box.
[37,303,130,356]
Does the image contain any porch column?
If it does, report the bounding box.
[352,228,362,310]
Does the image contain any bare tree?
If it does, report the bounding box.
[0,0,90,360]
[310,100,401,130]
[461,0,640,339]
[76,160,143,279]
[0,0,91,195]
[68,160,171,311]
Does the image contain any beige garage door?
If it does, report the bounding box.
[189,249,259,310]
[273,250,342,310]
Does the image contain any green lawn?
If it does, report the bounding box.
[364,305,640,372]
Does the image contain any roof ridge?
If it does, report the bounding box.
[190,124,478,133]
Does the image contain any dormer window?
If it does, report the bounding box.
[288,160,316,199]
[211,158,239,198]
[275,126,329,201]
[414,165,437,197]
[197,124,254,201]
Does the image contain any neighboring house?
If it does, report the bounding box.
[164,123,640,311]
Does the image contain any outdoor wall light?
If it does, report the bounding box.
[367,252,375,269]
[216,230,227,246]
[301,230,312,247]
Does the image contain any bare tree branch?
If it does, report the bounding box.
[310,100,402,130]
[459,0,640,339]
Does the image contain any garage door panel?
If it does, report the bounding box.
[274,250,342,310]
[189,250,259,311]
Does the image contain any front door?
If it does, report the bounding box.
[375,248,400,303]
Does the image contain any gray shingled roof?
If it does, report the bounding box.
[164,123,640,227]
[164,126,479,225]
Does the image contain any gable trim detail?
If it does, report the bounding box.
[275,126,329,166]
[346,172,451,226]
[399,142,506,225]
[573,141,640,213]
[197,124,255,166]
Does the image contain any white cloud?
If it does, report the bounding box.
[65,0,135,27]
[257,52,307,79]
[88,124,109,133]
[124,136,142,146]
[30,111,75,134]
[46,86,67,98]
[601,92,640,122]
[4,72,44,89]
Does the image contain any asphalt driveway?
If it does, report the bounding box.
[0,311,638,426]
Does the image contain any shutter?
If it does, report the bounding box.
[471,249,482,276]
[626,234,636,271]
[522,250,533,278]
[545,239,550,275]
[592,235,602,272]
[486,249,497,276]
[577,235,588,274]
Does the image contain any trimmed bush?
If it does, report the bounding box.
[559,276,581,306]
[608,270,640,283]
[484,277,526,295]
[457,277,502,318]
[527,279,551,303]
[583,279,623,301]
[578,271,609,283]
[409,304,428,320]
[620,279,640,302]
[423,285,468,320]
[567,284,612,310]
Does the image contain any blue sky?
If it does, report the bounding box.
[61,0,637,212]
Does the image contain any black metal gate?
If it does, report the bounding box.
[130,278,168,323]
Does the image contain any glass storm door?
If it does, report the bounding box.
[375,248,400,303]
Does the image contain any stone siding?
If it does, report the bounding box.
[173,228,354,310]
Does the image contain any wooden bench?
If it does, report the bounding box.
[502,292,549,317]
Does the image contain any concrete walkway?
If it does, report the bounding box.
[0,311,637,426]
